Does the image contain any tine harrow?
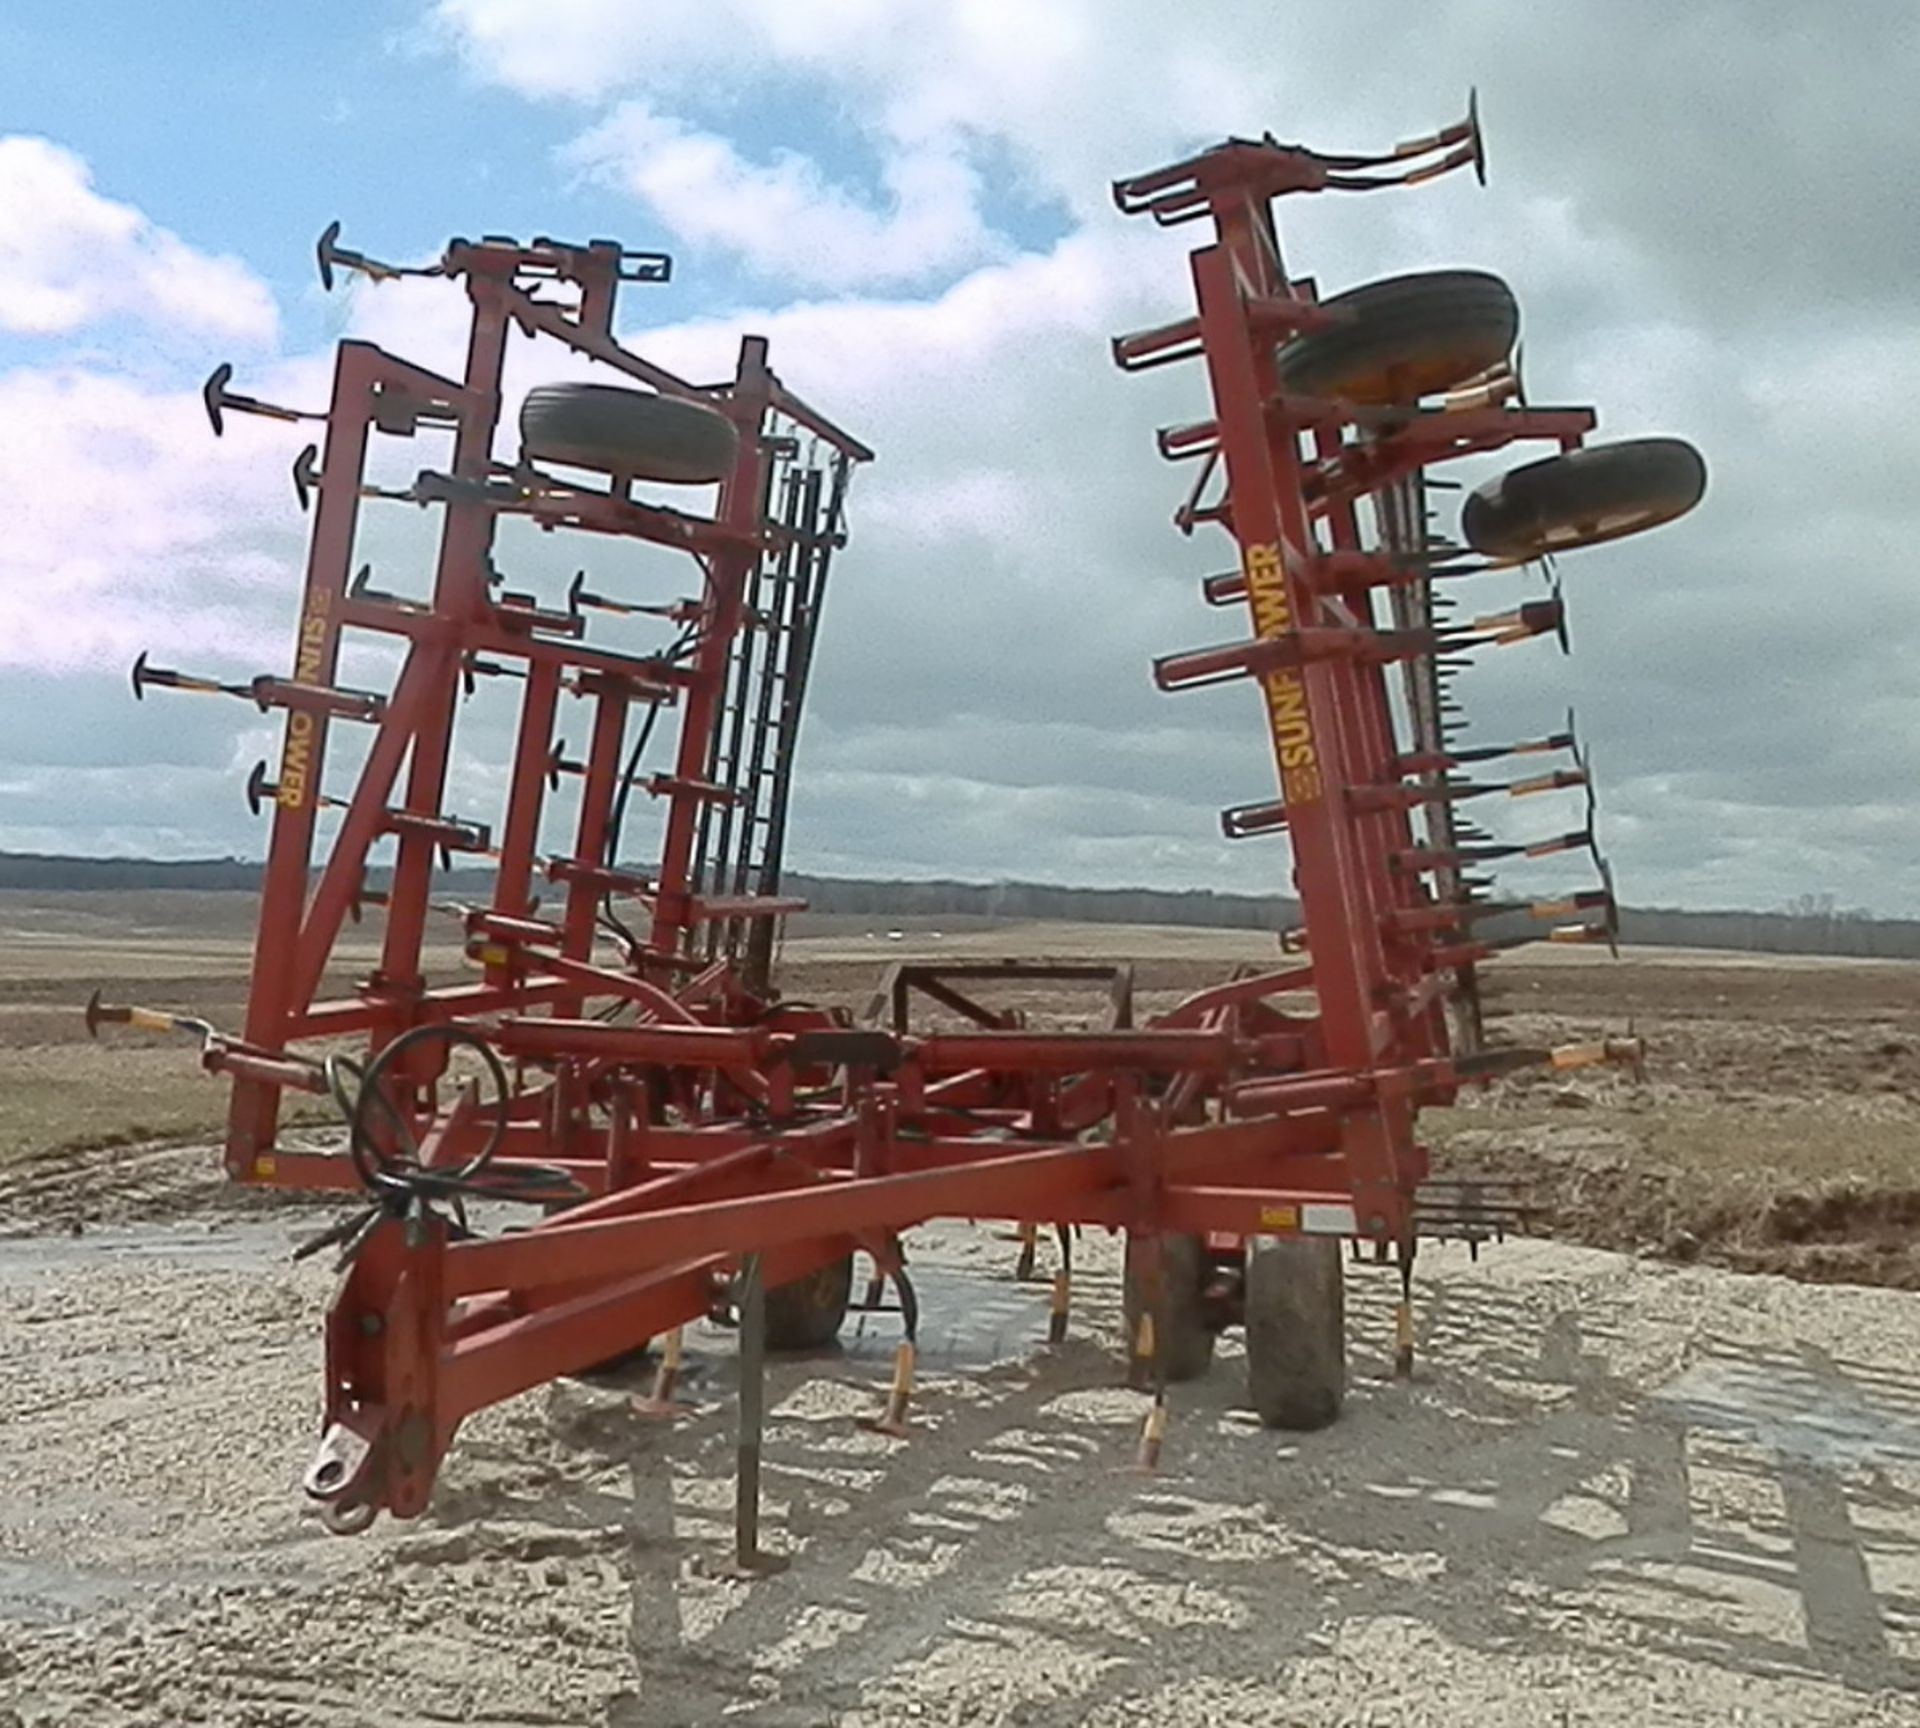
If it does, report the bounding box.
[88,99,1703,1555]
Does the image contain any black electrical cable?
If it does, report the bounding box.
[893,1266,920,1344]
[341,1024,571,1208]
[605,625,700,869]
[604,698,666,873]
[597,624,701,973]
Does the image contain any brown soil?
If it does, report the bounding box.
[1430,953,1920,1288]
[5,892,1918,1292]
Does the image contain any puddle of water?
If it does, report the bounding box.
[1658,1357,1920,1469]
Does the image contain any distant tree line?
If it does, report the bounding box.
[779,872,1299,931]
[0,852,260,891]
[1618,899,1920,960]
[4,852,1919,958]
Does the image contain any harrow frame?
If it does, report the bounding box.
[99,103,1669,1539]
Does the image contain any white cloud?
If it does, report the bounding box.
[0,364,306,675]
[431,0,1265,289]
[430,0,915,105]
[9,10,1920,916]
[0,136,277,344]
[566,101,1000,290]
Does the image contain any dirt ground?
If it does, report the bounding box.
[775,918,1920,1291]
[4,895,1920,1723]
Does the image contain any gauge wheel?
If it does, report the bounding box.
[1122,1231,1216,1384]
[1275,269,1518,406]
[520,382,739,486]
[1244,1235,1346,1430]
[1461,436,1707,559]
[764,1252,856,1352]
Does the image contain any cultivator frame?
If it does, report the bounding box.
[95,101,1688,1544]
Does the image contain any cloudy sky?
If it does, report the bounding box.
[1,1,1913,913]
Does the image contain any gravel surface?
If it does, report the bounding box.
[5,1169,1920,1726]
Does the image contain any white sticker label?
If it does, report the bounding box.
[1301,1202,1358,1236]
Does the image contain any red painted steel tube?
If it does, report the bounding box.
[648,339,771,956]
[227,342,384,1173]
[294,976,577,1040]
[489,1018,766,1068]
[443,1140,1121,1298]
[379,287,511,1004]
[915,1029,1236,1074]
[1152,965,1316,1026]
[288,654,427,1013]
[555,678,630,1017]
[442,1258,721,1417]
[490,659,560,932]
[441,1228,854,1428]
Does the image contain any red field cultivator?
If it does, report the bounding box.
[94,100,1704,1550]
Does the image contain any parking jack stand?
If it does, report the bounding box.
[1394,1244,1417,1380]
[731,1255,786,1576]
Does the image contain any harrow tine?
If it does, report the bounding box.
[246,759,349,817]
[1393,1246,1416,1378]
[460,653,528,697]
[1518,825,1590,861]
[1597,856,1623,956]
[1048,1225,1075,1344]
[1459,1032,1643,1081]
[130,651,254,706]
[84,988,215,1045]
[1325,138,1481,192]
[1442,720,1580,766]
[1543,920,1616,954]
[547,740,587,789]
[1569,734,1608,871]
[1440,596,1565,652]
[1504,763,1587,801]
[1522,885,1613,925]
[201,363,323,439]
[315,219,442,292]
[346,564,401,606]
[292,444,321,511]
[858,1266,919,1438]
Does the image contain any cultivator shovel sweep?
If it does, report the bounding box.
[91,104,1704,1552]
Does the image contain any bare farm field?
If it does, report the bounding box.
[4,890,1920,1725]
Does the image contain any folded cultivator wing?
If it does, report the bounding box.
[96,103,1703,1553]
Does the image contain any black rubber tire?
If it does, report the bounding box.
[1276,270,1518,406]
[520,383,739,486]
[1461,436,1707,560]
[1244,1236,1345,1431]
[1122,1232,1216,1384]
[763,1252,855,1353]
